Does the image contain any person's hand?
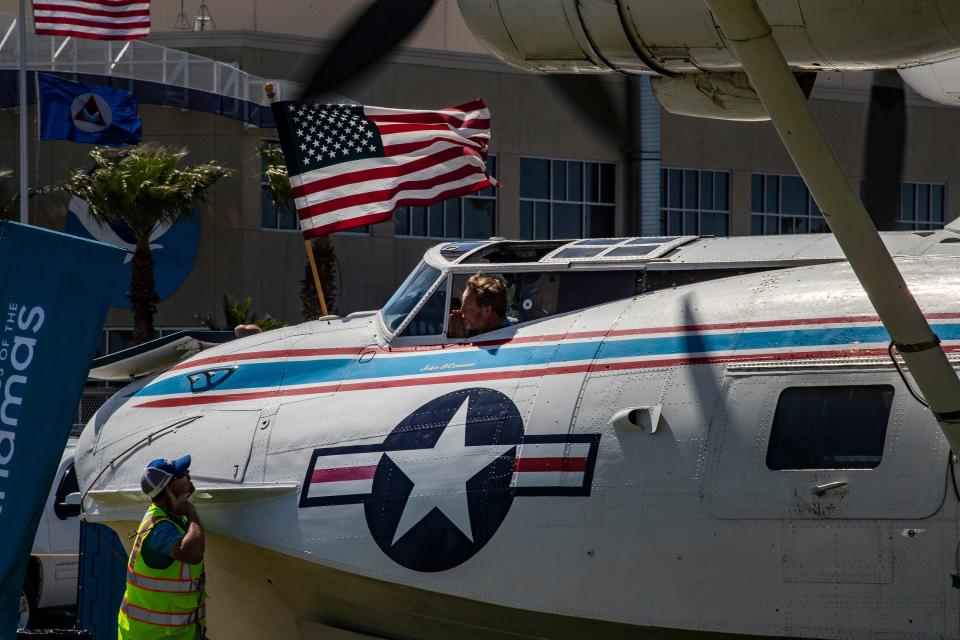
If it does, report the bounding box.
[448,309,466,338]
[168,490,197,519]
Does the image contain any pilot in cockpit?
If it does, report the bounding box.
[448,274,517,338]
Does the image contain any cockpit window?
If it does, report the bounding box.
[401,280,448,337]
[381,263,441,333]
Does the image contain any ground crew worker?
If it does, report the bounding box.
[118,456,206,639]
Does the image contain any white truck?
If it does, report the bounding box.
[18,439,81,629]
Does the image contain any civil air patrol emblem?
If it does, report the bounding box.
[299,388,600,572]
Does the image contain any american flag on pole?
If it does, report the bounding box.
[270,99,495,238]
[32,0,151,40]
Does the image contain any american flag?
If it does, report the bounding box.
[271,99,494,238]
[32,0,151,40]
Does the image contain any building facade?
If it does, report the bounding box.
[0,0,957,371]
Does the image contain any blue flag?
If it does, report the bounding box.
[38,73,142,146]
[0,222,124,637]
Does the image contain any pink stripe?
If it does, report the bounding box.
[514,457,586,473]
[311,465,377,483]
[135,345,939,409]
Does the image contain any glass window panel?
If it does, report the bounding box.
[606,245,657,257]
[573,238,618,246]
[716,172,730,210]
[781,176,807,215]
[917,184,930,222]
[552,160,567,200]
[395,207,410,235]
[668,211,683,236]
[668,169,682,209]
[381,263,441,332]
[628,236,676,244]
[900,183,916,221]
[411,206,427,237]
[428,203,444,237]
[795,217,809,234]
[765,175,779,213]
[108,329,137,354]
[751,174,763,213]
[445,202,462,239]
[684,211,697,234]
[809,217,829,233]
[587,205,615,238]
[765,215,778,235]
[600,163,616,203]
[551,203,582,238]
[261,188,277,229]
[700,211,728,236]
[751,214,764,235]
[699,172,714,210]
[766,385,893,470]
[278,206,298,230]
[535,202,550,240]
[569,161,583,201]
[463,198,495,239]
[932,184,945,222]
[660,169,667,210]
[520,200,533,240]
[660,210,669,235]
[521,158,550,199]
[400,281,448,337]
[585,163,600,202]
[553,247,606,259]
[479,156,498,197]
[684,170,698,209]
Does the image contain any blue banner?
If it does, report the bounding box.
[38,73,142,146]
[0,222,123,637]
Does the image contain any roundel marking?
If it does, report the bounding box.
[70,93,113,133]
[364,387,523,572]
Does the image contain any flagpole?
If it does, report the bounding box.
[17,0,28,223]
[264,82,329,317]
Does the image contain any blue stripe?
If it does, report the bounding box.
[136,322,960,398]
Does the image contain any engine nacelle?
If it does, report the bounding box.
[457,0,960,76]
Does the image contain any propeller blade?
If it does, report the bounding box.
[862,70,906,231]
[542,75,628,150]
[300,0,436,100]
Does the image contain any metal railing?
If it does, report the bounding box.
[0,12,304,106]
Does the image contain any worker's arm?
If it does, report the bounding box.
[169,494,205,565]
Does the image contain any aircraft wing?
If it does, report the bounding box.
[88,330,236,381]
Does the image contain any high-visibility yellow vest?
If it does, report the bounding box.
[118,503,206,639]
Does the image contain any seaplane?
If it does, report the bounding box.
[75,1,960,638]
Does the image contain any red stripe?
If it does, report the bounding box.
[135,345,931,409]
[40,0,148,6]
[514,457,586,473]
[34,4,150,17]
[292,145,476,200]
[366,100,487,122]
[368,110,488,129]
[311,465,377,483]
[375,119,490,136]
[383,136,484,157]
[34,27,148,38]
[296,163,485,219]
[301,211,394,239]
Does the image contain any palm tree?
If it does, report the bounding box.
[0,169,17,220]
[60,144,232,343]
[195,294,280,331]
[259,143,338,318]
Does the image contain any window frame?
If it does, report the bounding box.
[519,156,617,240]
[659,167,731,236]
[750,173,828,235]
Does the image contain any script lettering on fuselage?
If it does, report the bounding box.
[0,302,46,514]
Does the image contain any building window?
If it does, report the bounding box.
[395,156,498,239]
[766,385,893,470]
[261,139,369,234]
[898,182,945,230]
[751,174,828,235]
[519,157,615,240]
[660,168,729,236]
